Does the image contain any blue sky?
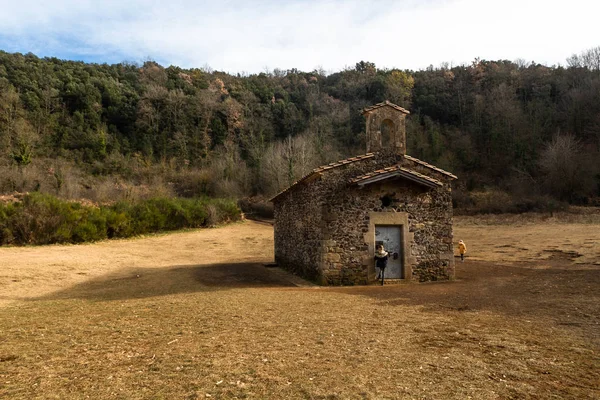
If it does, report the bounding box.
[0,0,598,72]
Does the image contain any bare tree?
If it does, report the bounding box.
[539,133,591,202]
[259,132,328,196]
[206,139,251,198]
[567,46,600,71]
[0,85,20,154]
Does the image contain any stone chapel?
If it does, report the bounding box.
[270,101,457,285]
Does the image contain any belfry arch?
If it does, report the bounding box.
[380,118,395,149]
[362,100,410,155]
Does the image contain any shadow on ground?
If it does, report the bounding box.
[36,262,296,302]
[33,259,600,344]
[329,260,600,338]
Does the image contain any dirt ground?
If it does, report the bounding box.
[0,217,599,399]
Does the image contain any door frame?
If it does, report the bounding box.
[375,225,404,279]
[364,212,416,281]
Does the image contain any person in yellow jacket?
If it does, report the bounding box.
[458,240,467,262]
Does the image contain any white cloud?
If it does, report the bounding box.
[0,0,598,72]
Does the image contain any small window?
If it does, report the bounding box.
[381,195,392,207]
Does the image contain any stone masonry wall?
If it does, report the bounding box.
[273,181,324,283]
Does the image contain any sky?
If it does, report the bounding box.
[0,0,598,73]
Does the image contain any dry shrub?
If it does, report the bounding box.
[470,190,513,213]
[0,165,22,192]
[87,176,175,204]
[456,206,600,225]
[168,168,212,197]
[87,179,123,204]
[455,189,567,215]
[205,204,219,227]
[238,197,274,219]
[0,164,41,193]
[145,175,175,199]
[205,142,251,198]
[0,158,84,198]
[451,188,474,209]
[52,163,84,199]
[212,179,246,199]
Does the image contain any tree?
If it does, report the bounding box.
[355,61,377,75]
[384,70,414,106]
[0,84,20,153]
[539,134,590,202]
[567,46,600,71]
[11,119,38,167]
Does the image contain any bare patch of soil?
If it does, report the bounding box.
[0,218,598,399]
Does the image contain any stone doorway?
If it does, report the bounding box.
[365,212,416,282]
[375,225,403,279]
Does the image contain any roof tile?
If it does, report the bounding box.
[270,152,456,202]
[403,155,458,179]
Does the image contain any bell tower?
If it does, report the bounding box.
[362,100,410,155]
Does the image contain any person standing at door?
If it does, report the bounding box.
[458,240,467,262]
[375,244,389,281]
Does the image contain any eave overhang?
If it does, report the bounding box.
[350,166,443,189]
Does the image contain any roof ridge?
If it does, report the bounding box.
[362,101,410,115]
[271,153,457,202]
[270,153,376,202]
[350,165,443,187]
[403,155,458,179]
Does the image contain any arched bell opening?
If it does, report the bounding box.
[380,119,395,149]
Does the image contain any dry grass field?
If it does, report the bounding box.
[0,214,599,399]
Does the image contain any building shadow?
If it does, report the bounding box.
[35,262,296,302]
[328,260,600,322]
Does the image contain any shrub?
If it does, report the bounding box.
[184,199,208,227]
[210,198,242,222]
[103,208,133,238]
[205,204,219,227]
[0,194,242,246]
[6,192,71,244]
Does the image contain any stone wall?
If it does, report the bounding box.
[273,181,324,283]
[273,151,455,285]
[365,107,407,154]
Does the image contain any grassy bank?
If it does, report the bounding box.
[0,193,241,245]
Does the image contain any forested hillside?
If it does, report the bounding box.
[1,48,599,209]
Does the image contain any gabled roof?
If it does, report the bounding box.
[404,155,458,180]
[308,153,376,175]
[269,153,456,202]
[362,100,410,115]
[269,153,376,202]
[349,165,443,189]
